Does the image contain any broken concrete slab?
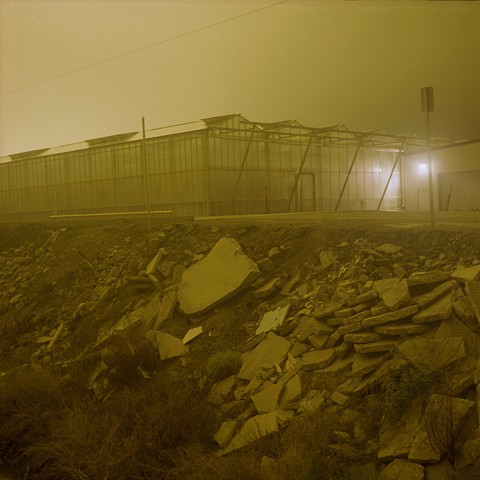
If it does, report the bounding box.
[182,326,203,344]
[155,331,188,360]
[222,411,280,454]
[382,279,410,310]
[412,293,453,324]
[252,382,284,413]
[214,421,238,449]
[398,337,466,373]
[301,348,336,370]
[379,459,424,480]
[378,399,424,461]
[361,305,420,328]
[292,316,335,340]
[177,237,260,315]
[466,280,480,323]
[450,264,480,283]
[256,305,289,335]
[415,280,457,309]
[408,394,475,464]
[353,339,399,354]
[237,332,291,380]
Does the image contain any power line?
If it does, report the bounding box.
[0,0,291,96]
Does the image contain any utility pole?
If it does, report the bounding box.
[142,116,152,229]
[421,86,435,228]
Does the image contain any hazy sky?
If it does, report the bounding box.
[1,0,479,157]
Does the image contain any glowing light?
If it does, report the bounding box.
[418,163,428,173]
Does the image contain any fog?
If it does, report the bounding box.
[1,0,479,157]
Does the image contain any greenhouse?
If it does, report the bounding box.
[0,113,476,222]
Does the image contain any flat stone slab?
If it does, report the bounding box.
[207,375,236,405]
[374,323,431,336]
[238,332,291,380]
[466,280,480,323]
[222,411,280,454]
[415,280,457,309]
[398,336,466,373]
[383,279,410,310]
[301,348,337,370]
[408,394,475,463]
[280,374,302,406]
[347,290,377,307]
[412,293,453,324]
[252,381,284,413]
[182,326,203,344]
[256,305,289,335]
[376,243,403,255]
[343,332,384,344]
[451,264,480,283]
[453,295,477,329]
[379,459,424,480]
[378,399,423,461]
[254,277,282,298]
[317,354,354,374]
[407,270,450,287]
[292,316,335,340]
[354,339,399,354]
[214,421,238,448]
[342,310,371,326]
[373,277,400,296]
[351,352,386,377]
[155,331,188,360]
[152,290,178,329]
[361,305,419,328]
[178,237,260,315]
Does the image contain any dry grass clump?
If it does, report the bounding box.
[26,376,219,479]
[0,367,64,466]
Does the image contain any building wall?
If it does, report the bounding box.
[404,142,480,211]
[0,117,408,222]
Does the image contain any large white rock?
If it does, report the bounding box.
[177,237,260,315]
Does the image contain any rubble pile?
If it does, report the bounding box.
[1,221,480,478]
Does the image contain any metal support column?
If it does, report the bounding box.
[376,141,406,211]
[227,129,255,215]
[335,137,363,211]
[286,136,313,212]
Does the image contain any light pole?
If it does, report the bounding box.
[421,86,435,227]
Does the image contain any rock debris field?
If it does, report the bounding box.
[1,218,480,479]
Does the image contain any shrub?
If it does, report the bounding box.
[205,350,242,382]
[381,365,433,421]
